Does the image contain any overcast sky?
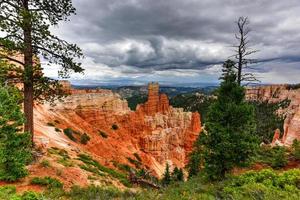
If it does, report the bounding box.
[45,0,300,86]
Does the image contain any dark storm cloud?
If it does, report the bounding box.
[47,0,300,84]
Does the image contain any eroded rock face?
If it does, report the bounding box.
[34,81,201,176]
[139,83,170,115]
[246,85,300,146]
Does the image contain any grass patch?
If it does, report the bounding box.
[67,185,133,200]
[40,159,51,168]
[79,164,105,176]
[0,186,41,200]
[31,176,63,189]
[58,157,74,167]
[77,154,131,187]
[48,147,72,167]
[99,130,108,138]
[48,147,70,159]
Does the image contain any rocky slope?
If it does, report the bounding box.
[246,85,300,145]
[33,81,201,185]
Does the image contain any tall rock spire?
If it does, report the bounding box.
[143,82,170,115]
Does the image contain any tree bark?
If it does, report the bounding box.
[23,0,34,144]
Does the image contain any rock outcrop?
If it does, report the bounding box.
[139,83,170,115]
[246,85,300,146]
[34,81,201,177]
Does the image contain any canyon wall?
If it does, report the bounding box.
[246,85,300,145]
[34,82,201,176]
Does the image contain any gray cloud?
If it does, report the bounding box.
[46,0,300,85]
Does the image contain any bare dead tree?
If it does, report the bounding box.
[233,17,259,85]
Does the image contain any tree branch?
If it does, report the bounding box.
[0,53,25,66]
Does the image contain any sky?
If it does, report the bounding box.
[44,0,300,86]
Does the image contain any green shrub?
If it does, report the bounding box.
[270,146,288,169]
[133,153,142,162]
[254,145,288,169]
[292,139,300,160]
[0,186,18,200]
[40,160,51,168]
[0,186,41,200]
[111,124,119,130]
[127,157,141,168]
[31,177,63,189]
[21,191,40,200]
[54,120,60,124]
[80,133,90,145]
[112,162,132,173]
[63,128,77,141]
[47,122,55,127]
[99,130,108,138]
[222,169,300,199]
[0,86,32,181]
[55,127,61,132]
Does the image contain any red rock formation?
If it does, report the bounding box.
[246,85,300,146]
[272,129,281,144]
[144,82,160,115]
[34,81,201,177]
[159,93,170,114]
[191,112,201,133]
[140,82,170,115]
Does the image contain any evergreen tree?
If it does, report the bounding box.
[0,85,31,181]
[0,0,83,143]
[187,132,205,178]
[161,163,171,186]
[198,60,258,180]
[172,167,184,182]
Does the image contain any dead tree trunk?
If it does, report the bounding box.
[233,16,259,85]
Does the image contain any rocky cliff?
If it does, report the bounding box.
[34,82,201,177]
[246,85,300,145]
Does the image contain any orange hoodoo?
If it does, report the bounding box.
[140,82,170,115]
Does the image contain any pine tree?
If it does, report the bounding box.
[198,60,258,180]
[0,0,83,143]
[0,85,31,181]
[161,163,171,186]
[187,132,205,178]
[172,167,184,182]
